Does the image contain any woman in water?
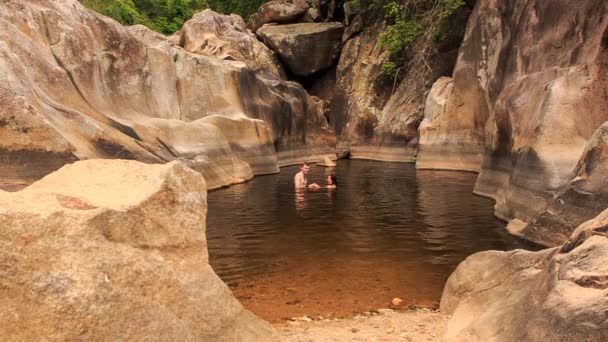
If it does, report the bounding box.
[326,174,337,189]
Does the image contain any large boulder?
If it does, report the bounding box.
[0,0,335,190]
[179,9,285,78]
[257,22,344,77]
[247,0,310,33]
[418,0,608,231]
[0,159,277,341]
[441,209,608,341]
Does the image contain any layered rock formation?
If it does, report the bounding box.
[0,159,276,341]
[417,0,608,244]
[0,0,335,190]
[257,22,344,77]
[441,209,608,341]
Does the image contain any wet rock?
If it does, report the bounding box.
[0,160,277,341]
[247,0,310,33]
[179,9,285,77]
[442,209,608,341]
[257,22,344,77]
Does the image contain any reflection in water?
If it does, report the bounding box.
[206,160,537,322]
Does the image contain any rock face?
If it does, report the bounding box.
[179,9,285,78]
[329,23,391,157]
[0,159,277,341]
[247,0,310,33]
[0,0,335,190]
[441,209,608,341]
[418,0,608,241]
[513,122,608,246]
[257,22,344,77]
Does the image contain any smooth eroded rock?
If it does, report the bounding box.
[516,121,608,246]
[0,0,335,189]
[417,0,608,231]
[442,209,608,341]
[180,9,285,78]
[257,22,344,77]
[0,159,277,341]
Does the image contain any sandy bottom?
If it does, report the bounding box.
[231,264,440,323]
[276,308,449,341]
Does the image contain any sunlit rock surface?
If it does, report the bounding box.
[257,22,344,77]
[418,0,608,238]
[0,160,277,341]
[179,9,285,78]
[0,0,335,190]
[442,209,608,341]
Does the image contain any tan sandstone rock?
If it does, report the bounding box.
[418,0,608,236]
[257,22,344,77]
[0,159,277,341]
[0,0,335,190]
[179,9,285,78]
[516,121,608,246]
[247,0,310,33]
[441,209,608,341]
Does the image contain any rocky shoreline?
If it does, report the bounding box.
[2,0,608,340]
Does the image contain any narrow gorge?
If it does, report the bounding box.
[1,0,607,341]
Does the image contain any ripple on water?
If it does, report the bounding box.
[206,160,538,322]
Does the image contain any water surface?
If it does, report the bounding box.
[207,160,536,321]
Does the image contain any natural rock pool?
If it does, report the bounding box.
[207,160,537,322]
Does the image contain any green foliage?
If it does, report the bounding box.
[80,0,266,34]
[378,19,422,55]
[366,0,466,77]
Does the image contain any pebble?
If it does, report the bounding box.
[392,297,404,306]
[351,328,360,333]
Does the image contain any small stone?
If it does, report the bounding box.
[300,315,312,322]
[391,298,404,306]
[351,328,360,333]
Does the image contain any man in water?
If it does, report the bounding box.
[294,163,320,189]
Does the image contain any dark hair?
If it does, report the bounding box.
[330,174,337,185]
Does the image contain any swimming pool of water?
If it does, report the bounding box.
[206,160,537,322]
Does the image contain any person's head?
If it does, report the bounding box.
[300,162,311,175]
[327,174,337,185]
